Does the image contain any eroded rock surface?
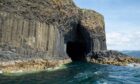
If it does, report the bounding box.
[0,0,139,73]
[87,50,138,66]
[0,0,112,72]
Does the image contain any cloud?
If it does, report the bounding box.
[106,31,140,50]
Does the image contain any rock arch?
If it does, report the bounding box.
[65,23,92,61]
[0,0,107,66]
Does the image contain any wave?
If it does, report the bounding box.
[127,63,140,68]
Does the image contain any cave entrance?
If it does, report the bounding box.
[66,41,86,61]
[66,24,90,61]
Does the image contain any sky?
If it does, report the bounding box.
[74,0,140,50]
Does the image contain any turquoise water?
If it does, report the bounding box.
[0,62,140,84]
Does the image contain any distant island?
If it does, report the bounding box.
[0,0,139,73]
[122,50,140,57]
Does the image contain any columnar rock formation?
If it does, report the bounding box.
[0,0,106,61]
[0,0,108,71]
[0,0,139,73]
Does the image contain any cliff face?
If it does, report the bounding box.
[0,0,107,64]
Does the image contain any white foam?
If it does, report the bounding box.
[96,80,108,84]
[9,70,23,73]
[94,71,102,75]
[109,75,129,79]
[74,72,88,79]
[127,63,140,68]
[0,70,3,74]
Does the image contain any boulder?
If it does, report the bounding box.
[87,50,136,66]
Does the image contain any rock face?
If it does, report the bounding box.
[87,50,136,66]
[0,0,106,62]
[0,0,107,72]
[0,0,139,73]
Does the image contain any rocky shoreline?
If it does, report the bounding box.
[0,58,71,74]
[0,50,139,74]
[0,50,71,73]
[87,50,139,66]
[0,0,139,74]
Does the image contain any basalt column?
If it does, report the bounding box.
[79,9,107,52]
[0,0,107,64]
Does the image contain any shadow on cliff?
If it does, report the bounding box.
[65,23,92,62]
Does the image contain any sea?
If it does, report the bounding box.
[0,51,140,84]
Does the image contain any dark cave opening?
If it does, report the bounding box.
[66,41,86,61]
[66,24,91,61]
